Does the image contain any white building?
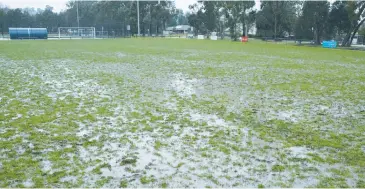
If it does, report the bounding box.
[166,25,192,34]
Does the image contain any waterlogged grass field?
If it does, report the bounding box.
[0,38,365,188]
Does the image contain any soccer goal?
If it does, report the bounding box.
[58,27,95,39]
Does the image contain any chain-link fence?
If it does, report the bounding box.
[2,30,365,47]
[356,35,365,45]
[0,33,10,39]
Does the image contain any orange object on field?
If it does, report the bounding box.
[241,36,248,42]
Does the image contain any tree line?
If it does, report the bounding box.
[0,1,188,37]
[188,1,365,46]
[0,0,365,46]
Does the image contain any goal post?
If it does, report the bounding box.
[58,27,96,39]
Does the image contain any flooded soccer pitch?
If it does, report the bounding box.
[0,38,364,187]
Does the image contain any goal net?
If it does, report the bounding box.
[58,27,95,39]
[96,31,109,38]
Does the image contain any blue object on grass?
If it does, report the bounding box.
[9,28,48,40]
[322,40,337,48]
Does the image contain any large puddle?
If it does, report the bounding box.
[0,46,364,187]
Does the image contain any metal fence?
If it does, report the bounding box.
[0,33,10,39]
[2,31,365,46]
[356,35,365,45]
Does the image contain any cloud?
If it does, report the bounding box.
[1,0,68,12]
[175,0,196,12]
[1,0,196,13]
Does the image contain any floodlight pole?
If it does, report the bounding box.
[137,0,140,36]
[77,1,79,28]
[136,0,158,37]
[76,0,80,36]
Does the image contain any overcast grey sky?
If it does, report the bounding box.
[0,0,197,12]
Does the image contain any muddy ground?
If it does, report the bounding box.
[0,39,364,187]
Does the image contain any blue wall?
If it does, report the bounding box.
[9,28,48,39]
